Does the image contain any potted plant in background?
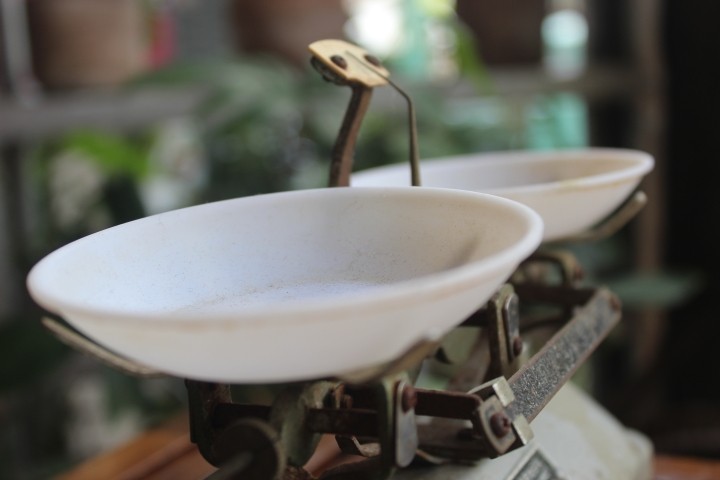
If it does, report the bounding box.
[26,0,173,89]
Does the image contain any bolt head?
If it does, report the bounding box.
[512,336,523,357]
[330,55,348,69]
[364,54,382,67]
[401,385,417,412]
[489,412,512,438]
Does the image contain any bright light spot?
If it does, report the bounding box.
[542,9,589,78]
[344,0,404,57]
[543,9,589,49]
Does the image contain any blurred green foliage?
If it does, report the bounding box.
[60,131,151,179]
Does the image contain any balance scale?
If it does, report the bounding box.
[27,40,654,480]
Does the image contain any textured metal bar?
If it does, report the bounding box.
[508,288,621,422]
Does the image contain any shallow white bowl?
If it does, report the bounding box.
[353,149,653,241]
[28,187,542,383]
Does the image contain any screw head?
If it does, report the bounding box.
[489,412,512,438]
[512,336,523,357]
[330,55,347,69]
[364,54,382,67]
[401,385,418,412]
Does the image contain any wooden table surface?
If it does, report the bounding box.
[59,415,720,480]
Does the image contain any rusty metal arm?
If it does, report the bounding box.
[327,84,373,187]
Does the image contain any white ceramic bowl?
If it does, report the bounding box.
[28,187,542,383]
[353,149,654,241]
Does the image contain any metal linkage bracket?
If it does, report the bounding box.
[413,284,621,463]
[517,250,585,288]
[456,285,522,379]
[412,377,530,462]
[309,39,420,188]
[189,376,419,480]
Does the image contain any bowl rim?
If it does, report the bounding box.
[353,148,654,195]
[27,186,543,328]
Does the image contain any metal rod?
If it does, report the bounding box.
[383,76,421,187]
[328,84,373,187]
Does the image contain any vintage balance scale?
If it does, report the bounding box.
[28,40,654,479]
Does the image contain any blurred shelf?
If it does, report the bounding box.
[0,86,208,142]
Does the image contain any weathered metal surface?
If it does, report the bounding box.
[520,250,585,287]
[271,382,335,467]
[473,396,517,457]
[486,285,521,379]
[308,40,390,88]
[305,408,379,437]
[394,381,419,467]
[508,288,621,422]
[414,389,480,419]
[186,381,234,467]
[309,39,382,188]
[211,417,285,480]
